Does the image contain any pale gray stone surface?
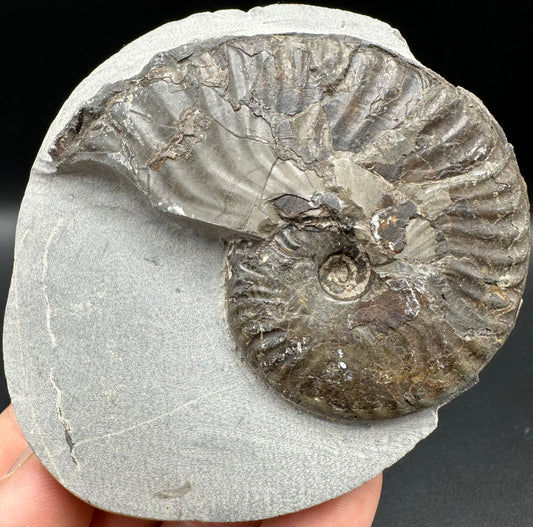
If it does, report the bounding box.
[4,5,438,521]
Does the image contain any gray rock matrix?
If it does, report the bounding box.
[14,3,522,521]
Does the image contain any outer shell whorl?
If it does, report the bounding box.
[49,33,530,421]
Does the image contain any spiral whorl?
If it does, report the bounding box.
[50,33,530,421]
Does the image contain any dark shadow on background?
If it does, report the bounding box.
[0,205,18,410]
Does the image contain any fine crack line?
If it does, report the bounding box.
[209,114,272,146]
[13,229,63,480]
[49,368,80,468]
[241,158,279,232]
[71,381,243,454]
[42,218,65,348]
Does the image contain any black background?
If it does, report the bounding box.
[0,2,531,526]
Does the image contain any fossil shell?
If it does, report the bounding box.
[49,32,529,420]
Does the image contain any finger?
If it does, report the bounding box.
[0,406,95,527]
[161,474,382,527]
[260,473,383,527]
[90,509,161,527]
[0,405,28,475]
[161,519,261,527]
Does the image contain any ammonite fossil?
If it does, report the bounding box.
[3,5,529,521]
[49,29,529,422]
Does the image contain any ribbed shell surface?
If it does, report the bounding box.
[51,34,530,420]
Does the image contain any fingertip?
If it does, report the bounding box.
[0,405,29,476]
[0,452,94,527]
[161,520,261,527]
[90,509,161,526]
[0,444,34,480]
[261,473,383,527]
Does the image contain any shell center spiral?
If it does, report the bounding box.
[318,251,370,301]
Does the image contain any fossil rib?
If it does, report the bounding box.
[50,34,530,420]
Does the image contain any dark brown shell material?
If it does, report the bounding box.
[50,34,530,421]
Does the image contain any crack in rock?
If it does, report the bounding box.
[49,369,80,468]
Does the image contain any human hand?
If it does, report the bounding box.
[0,404,382,526]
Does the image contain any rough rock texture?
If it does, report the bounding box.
[3,4,528,522]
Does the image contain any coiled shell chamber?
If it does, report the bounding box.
[51,33,530,421]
